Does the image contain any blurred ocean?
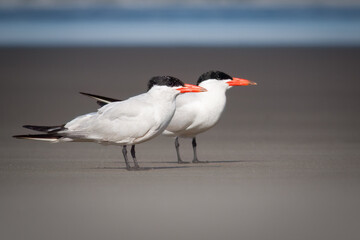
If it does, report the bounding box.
[0,6,359,46]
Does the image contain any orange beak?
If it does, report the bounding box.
[177,84,207,93]
[227,77,257,86]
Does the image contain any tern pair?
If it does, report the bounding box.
[14,71,257,170]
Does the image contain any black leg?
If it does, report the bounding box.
[131,145,140,169]
[192,137,208,163]
[122,145,131,170]
[175,137,189,164]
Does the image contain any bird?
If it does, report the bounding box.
[162,70,257,163]
[76,70,257,164]
[13,76,207,170]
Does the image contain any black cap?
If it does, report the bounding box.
[148,76,184,91]
[197,71,232,85]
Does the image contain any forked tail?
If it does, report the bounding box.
[13,124,66,142]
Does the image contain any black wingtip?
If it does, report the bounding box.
[79,92,121,103]
[12,133,61,141]
[79,92,91,96]
[22,124,65,133]
[79,92,101,98]
[13,135,24,139]
[22,125,37,130]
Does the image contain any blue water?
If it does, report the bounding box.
[0,6,359,46]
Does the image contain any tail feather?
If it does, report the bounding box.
[80,92,120,107]
[13,133,61,142]
[23,124,65,133]
[14,124,66,142]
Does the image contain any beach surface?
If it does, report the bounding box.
[1,47,360,240]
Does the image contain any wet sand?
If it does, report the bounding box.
[1,47,360,240]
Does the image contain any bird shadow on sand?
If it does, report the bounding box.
[149,160,248,164]
[91,165,193,171]
[89,159,252,171]
[206,160,251,163]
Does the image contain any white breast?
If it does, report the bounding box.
[164,80,228,138]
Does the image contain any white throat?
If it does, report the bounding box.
[197,80,228,122]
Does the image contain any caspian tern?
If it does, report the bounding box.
[13,76,207,170]
[162,70,257,163]
[76,71,256,164]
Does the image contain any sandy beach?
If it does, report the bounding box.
[1,47,360,240]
